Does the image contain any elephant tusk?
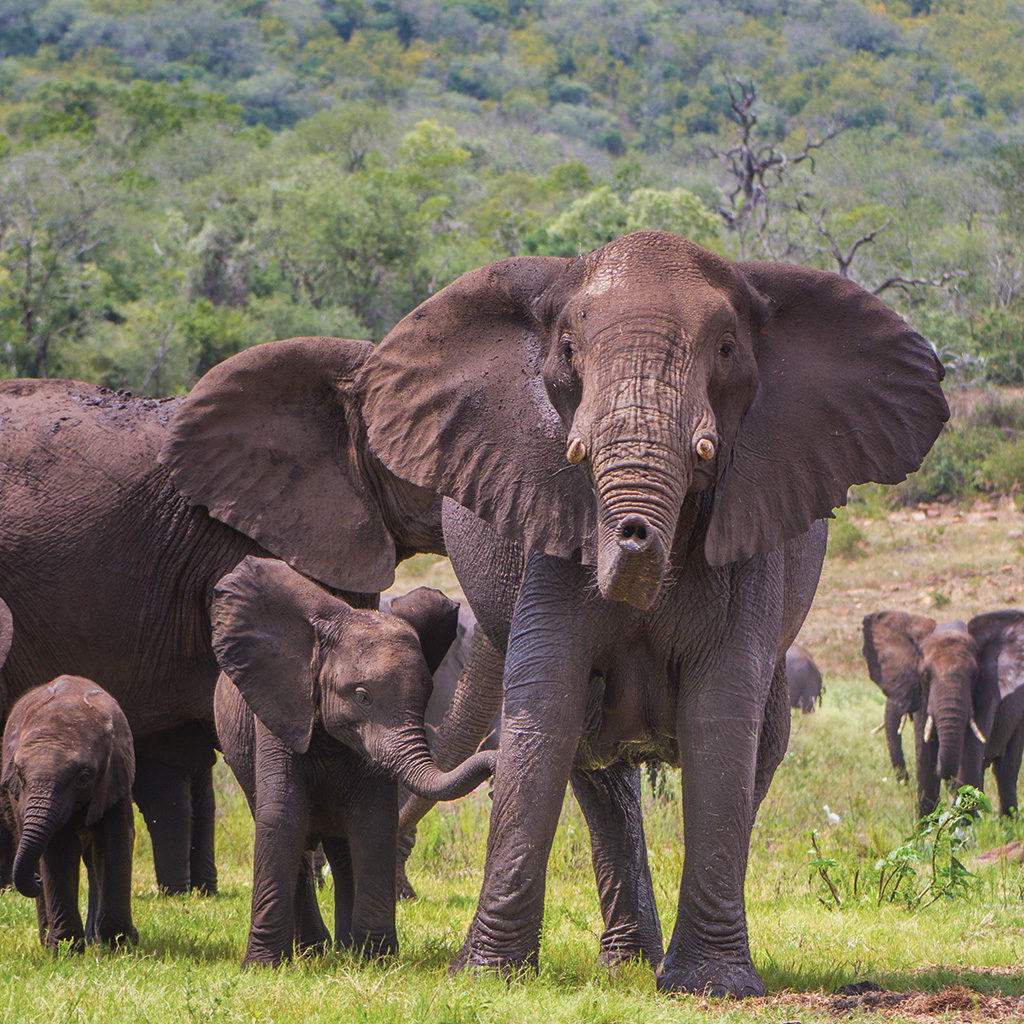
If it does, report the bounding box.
[695,437,716,461]
[923,714,934,743]
[871,721,886,734]
[566,437,587,465]
[898,713,909,735]
[970,719,987,744]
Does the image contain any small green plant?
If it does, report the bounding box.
[827,507,867,560]
[931,589,951,609]
[808,787,991,911]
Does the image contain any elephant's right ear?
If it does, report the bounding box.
[0,598,12,671]
[862,610,936,697]
[160,337,397,593]
[387,587,460,675]
[212,556,345,754]
[360,257,597,560]
[969,610,1024,701]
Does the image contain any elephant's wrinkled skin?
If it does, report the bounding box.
[786,645,823,713]
[0,338,441,891]
[212,559,495,966]
[1,675,137,951]
[864,609,1024,817]
[360,232,948,995]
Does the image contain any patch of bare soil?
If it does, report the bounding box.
[754,985,1024,1022]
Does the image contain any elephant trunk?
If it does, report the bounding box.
[13,796,60,898]
[884,699,910,782]
[928,679,971,782]
[586,373,698,610]
[381,722,496,802]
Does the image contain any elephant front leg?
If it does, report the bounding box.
[994,723,1024,816]
[456,552,596,974]
[84,798,138,947]
[188,765,218,895]
[569,763,663,968]
[346,777,399,957]
[132,757,192,894]
[38,827,85,952]
[245,728,320,967]
[657,684,766,997]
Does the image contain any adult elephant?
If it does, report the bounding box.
[863,609,1024,817]
[0,338,442,890]
[358,231,948,996]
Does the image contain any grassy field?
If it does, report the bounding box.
[1,500,1023,1023]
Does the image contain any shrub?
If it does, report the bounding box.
[982,436,1024,494]
[827,507,866,559]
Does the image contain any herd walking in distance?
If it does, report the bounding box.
[2,230,1020,1002]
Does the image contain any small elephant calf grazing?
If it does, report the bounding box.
[212,556,496,967]
[1,675,137,951]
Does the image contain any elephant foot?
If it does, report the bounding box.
[655,957,765,998]
[598,924,664,970]
[190,880,217,897]
[342,930,398,959]
[95,926,139,949]
[449,939,539,979]
[45,933,86,955]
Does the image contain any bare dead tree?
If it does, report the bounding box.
[712,78,844,258]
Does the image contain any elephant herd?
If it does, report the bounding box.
[0,232,954,996]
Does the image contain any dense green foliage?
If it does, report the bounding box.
[0,0,1022,401]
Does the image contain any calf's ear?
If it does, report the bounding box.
[212,556,346,754]
[387,588,460,675]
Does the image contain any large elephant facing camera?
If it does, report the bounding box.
[359,231,948,996]
[863,609,1024,818]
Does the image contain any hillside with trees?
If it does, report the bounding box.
[1,0,1022,466]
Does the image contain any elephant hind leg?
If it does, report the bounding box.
[188,765,218,895]
[569,763,663,968]
[754,660,791,811]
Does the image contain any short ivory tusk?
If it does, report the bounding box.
[897,713,909,735]
[695,437,716,461]
[871,721,886,734]
[923,714,935,743]
[970,719,987,744]
[566,437,586,465]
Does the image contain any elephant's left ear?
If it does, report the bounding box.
[0,598,12,670]
[706,263,949,565]
[969,610,1024,700]
[387,587,460,675]
[86,698,135,826]
[160,337,405,593]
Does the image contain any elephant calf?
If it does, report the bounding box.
[786,644,823,713]
[1,675,136,951]
[212,557,496,967]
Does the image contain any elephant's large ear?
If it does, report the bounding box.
[360,258,596,559]
[387,588,460,675]
[86,694,136,827]
[706,264,949,565]
[211,556,344,753]
[0,598,12,670]
[862,611,936,699]
[160,337,397,593]
[969,610,1024,701]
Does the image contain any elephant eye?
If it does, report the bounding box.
[76,767,93,787]
[718,337,735,359]
[353,686,372,708]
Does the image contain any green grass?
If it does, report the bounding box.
[3,511,1024,1022]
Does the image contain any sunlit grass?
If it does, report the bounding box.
[2,505,1023,1021]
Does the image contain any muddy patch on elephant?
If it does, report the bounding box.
[749,985,1024,1021]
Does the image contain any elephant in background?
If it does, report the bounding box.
[863,609,1024,817]
[1,675,136,951]
[212,558,495,966]
[357,231,947,995]
[0,337,442,895]
[786,645,823,713]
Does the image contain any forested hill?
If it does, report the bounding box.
[1,0,1022,399]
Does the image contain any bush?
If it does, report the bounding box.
[827,507,867,559]
[895,424,994,504]
[982,437,1024,494]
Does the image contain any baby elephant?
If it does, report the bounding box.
[1,675,137,951]
[786,644,823,713]
[212,556,496,967]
